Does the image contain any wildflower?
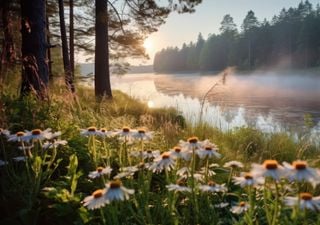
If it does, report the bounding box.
[177,167,190,178]
[0,128,10,136]
[179,136,201,151]
[132,128,153,141]
[0,160,8,166]
[83,189,107,210]
[45,131,62,140]
[43,140,68,149]
[149,152,175,173]
[197,146,221,159]
[169,146,191,161]
[199,166,216,176]
[166,183,191,193]
[142,150,160,160]
[284,193,320,211]
[224,161,244,169]
[88,166,112,179]
[283,160,320,186]
[23,128,52,142]
[199,181,227,193]
[80,126,99,136]
[104,180,134,203]
[231,201,250,214]
[214,202,229,208]
[12,156,27,162]
[233,172,265,187]
[98,128,112,137]
[7,131,27,142]
[114,127,134,141]
[114,166,139,179]
[251,160,285,181]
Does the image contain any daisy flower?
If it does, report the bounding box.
[114,127,134,141]
[169,146,191,161]
[224,161,244,169]
[231,201,250,214]
[42,140,68,150]
[132,128,153,141]
[12,156,27,162]
[199,166,216,177]
[284,192,320,211]
[166,183,191,193]
[233,172,265,187]
[199,181,227,193]
[283,160,320,186]
[114,166,139,179]
[149,152,176,173]
[88,166,112,179]
[197,146,221,159]
[83,189,107,210]
[179,136,203,152]
[0,128,10,136]
[251,160,285,181]
[143,150,160,160]
[97,128,113,138]
[104,180,134,203]
[23,128,52,142]
[45,131,62,140]
[177,167,190,178]
[80,126,99,136]
[7,131,27,142]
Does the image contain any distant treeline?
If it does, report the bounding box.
[154,1,320,72]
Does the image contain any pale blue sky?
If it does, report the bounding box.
[138,0,320,65]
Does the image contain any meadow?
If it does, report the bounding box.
[1,79,320,225]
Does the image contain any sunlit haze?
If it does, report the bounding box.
[137,0,320,65]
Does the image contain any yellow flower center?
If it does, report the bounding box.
[263,160,278,170]
[300,192,313,201]
[16,131,25,137]
[176,179,186,186]
[174,146,181,153]
[239,201,246,207]
[293,161,307,170]
[205,146,213,151]
[110,180,122,189]
[138,129,145,134]
[162,152,170,159]
[244,173,253,180]
[208,181,216,186]
[96,167,104,173]
[188,136,198,144]
[122,127,130,133]
[147,150,152,154]
[88,127,97,132]
[93,189,104,198]
[100,128,107,133]
[31,129,42,135]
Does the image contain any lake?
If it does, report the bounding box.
[109,70,320,135]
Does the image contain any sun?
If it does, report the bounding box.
[143,38,153,51]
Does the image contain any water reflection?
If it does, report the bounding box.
[111,72,320,136]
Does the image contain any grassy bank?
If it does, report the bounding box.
[0,81,320,225]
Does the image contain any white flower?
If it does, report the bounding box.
[149,152,176,173]
[251,160,285,181]
[169,146,191,161]
[231,202,250,214]
[196,146,221,159]
[283,160,320,186]
[104,180,134,203]
[198,181,227,193]
[97,128,113,137]
[7,131,27,142]
[214,202,229,208]
[45,131,62,140]
[12,156,27,162]
[0,160,8,166]
[284,193,320,211]
[199,167,216,176]
[166,184,191,193]
[0,128,10,136]
[224,161,244,169]
[83,189,108,210]
[23,128,52,142]
[43,140,68,149]
[114,127,134,141]
[233,172,265,187]
[80,126,99,136]
[131,128,153,141]
[88,166,112,179]
[177,167,190,177]
[179,136,202,151]
[114,166,139,179]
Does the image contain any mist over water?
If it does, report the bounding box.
[110,70,320,136]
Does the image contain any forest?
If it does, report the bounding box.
[154,1,320,72]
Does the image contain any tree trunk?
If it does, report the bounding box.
[46,14,53,80]
[58,0,75,92]
[20,0,48,98]
[95,0,112,98]
[69,0,74,77]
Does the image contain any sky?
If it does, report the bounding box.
[137,0,320,65]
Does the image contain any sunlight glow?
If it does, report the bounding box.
[147,100,155,108]
[143,39,153,51]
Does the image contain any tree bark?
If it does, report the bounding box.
[20,0,48,98]
[95,0,112,98]
[58,0,75,92]
[69,0,74,77]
